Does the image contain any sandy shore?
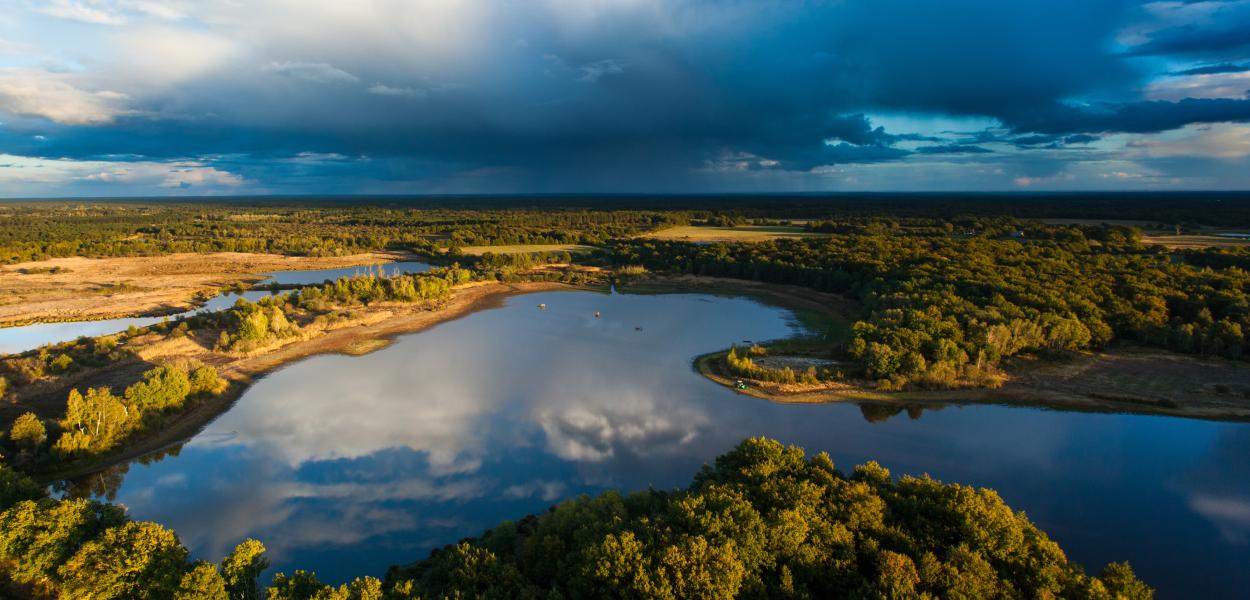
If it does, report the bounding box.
[695,337,1250,422]
[0,251,418,327]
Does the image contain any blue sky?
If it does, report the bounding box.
[1,0,1249,196]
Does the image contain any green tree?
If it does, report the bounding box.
[190,365,227,396]
[55,387,134,457]
[0,498,126,586]
[177,561,229,600]
[58,521,188,599]
[125,364,193,411]
[267,570,329,599]
[0,461,43,509]
[9,412,46,452]
[222,538,269,600]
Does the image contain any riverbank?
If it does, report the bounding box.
[33,272,1250,481]
[601,275,1250,421]
[0,251,421,327]
[32,279,597,481]
[691,328,1250,423]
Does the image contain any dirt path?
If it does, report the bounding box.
[0,251,417,327]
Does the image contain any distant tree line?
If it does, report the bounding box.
[0,203,682,263]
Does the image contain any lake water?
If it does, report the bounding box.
[0,261,431,355]
[66,291,1249,598]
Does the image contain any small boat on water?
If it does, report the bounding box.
[538,303,547,310]
[594,311,601,318]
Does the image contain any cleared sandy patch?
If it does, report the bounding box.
[1140,234,1250,249]
[454,244,596,255]
[0,251,413,326]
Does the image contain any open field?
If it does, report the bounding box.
[1139,233,1250,249]
[453,244,596,255]
[641,225,829,242]
[1036,218,1167,228]
[0,251,413,327]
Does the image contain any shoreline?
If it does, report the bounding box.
[33,274,1250,481]
[35,279,592,482]
[693,350,1250,422]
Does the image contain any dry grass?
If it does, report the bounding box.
[1140,234,1250,249]
[0,251,412,326]
[1036,218,1165,229]
[339,338,393,356]
[642,225,827,242]
[453,244,596,255]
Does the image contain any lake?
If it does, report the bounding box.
[0,261,431,355]
[65,290,1250,598]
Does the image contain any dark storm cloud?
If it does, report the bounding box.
[914,145,993,154]
[1170,63,1250,76]
[2,0,1249,193]
[1132,26,1250,56]
[1005,98,1250,135]
[820,0,1140,116]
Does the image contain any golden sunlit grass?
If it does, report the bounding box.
[642,225,828,242]
[452,244,597,255]
[1140,234,1250,249]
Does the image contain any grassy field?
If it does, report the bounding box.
[1139,234,1250,249]
[0,252,410,327]
[1036,218,1166,228]
[453,244,597,255]
[642,225,828,242]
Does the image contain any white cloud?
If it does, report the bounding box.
[263,61,359,84]
[1189,493,1250,544]
[1128,123,1250,159]
[0,68,129,124]
[0,37,33,56]
[0,154,246,196]
[1146,72,1250,101]
[81,159,245,188]
[367,83,425,98]
[118,0,189,20]
[36,0,127,26]
[577,58,625,83]
[111,26,241,85]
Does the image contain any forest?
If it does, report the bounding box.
[5,193,1250,264]
[0,437,1151,599]
[0,201,682,263]
[612,218,1250,388]
[3,194,1250,597]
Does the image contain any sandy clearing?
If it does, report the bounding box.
[453,244,596,255]
[0,251,415,326]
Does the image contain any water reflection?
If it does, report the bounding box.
[71,291,1250,598]
[0,261,431,354]
[857,402,944,423]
